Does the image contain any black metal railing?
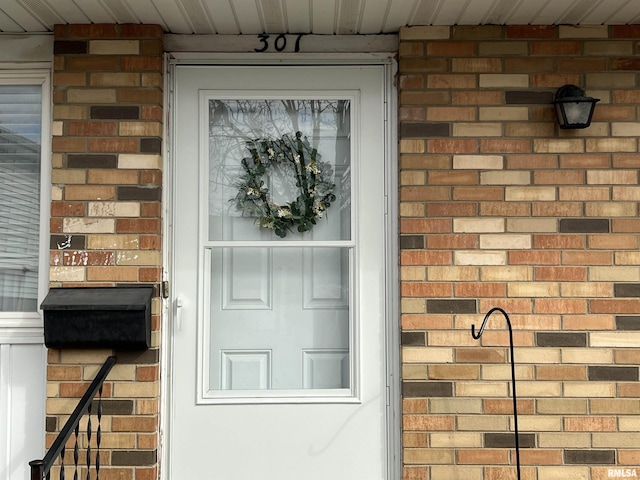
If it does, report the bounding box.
[29,355,116,480]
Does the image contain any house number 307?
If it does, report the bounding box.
[254,34,305,53]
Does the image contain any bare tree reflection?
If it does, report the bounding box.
[208,99,351,220]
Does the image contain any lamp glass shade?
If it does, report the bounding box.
[553,85,599,129]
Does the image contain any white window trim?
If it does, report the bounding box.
[0,69,52,331]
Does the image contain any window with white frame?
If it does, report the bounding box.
[0,74,49,318]
[0,69,50,480]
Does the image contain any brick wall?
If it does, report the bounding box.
[47,24,163,480]
[43,21,640,480]
[399,25,640,480]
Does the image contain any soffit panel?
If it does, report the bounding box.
[2,0,640,34]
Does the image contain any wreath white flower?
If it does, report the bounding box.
[231,131,336,238]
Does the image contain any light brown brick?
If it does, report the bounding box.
[591,399,640,414]
[516,381,562,397]
[403,415,454,431]
[482,364,532,379]
[538,433,590,448]
[538,465,589,480]
[457,449,509,464]
[119,121,162,137]
[456,381,508,397]
[404,448,454,464]
[53,105,87,120]
[137,399,160,415]
[66,88,117,103]
[65,186,116,201]
[505,186,556,201]
[111,416,157,432]
[587,138,637,152]
[536,366,587,381]
[402,432,428,448]
[429,432,483,448]
[563,315,615,330]
[536,399,588,414]
[564,417,617,432]
[519,449,563,465]
[403,398,428,414]
[479,74,528,87]
[586,202,636,217]
[483,399,534,415]
[87,169,139,185]
[403,466,429,480]
[54,72,87,87]
[427,74,477,88]
[564,382,615,397]
[482,138,531,153]
[52,137,86,153]
[619,450,640,465]
[428,365,479,380]
[400,139,425,154]
[452,58,502,72]
[483,202,531,216]
[52,169,86,184]
[427,106,476,121]
[481,170,529,186]
[592,433,640,448]
[67,121,116,136]
[86,266,139,282]
[47,366,82,381]
[432,466,484,480]
[402,347,453,363]
[88,138,138,153]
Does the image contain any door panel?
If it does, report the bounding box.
[209,247,350,392]
[170,64,388,480]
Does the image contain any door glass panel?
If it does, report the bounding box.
[203,95,355,399]
[207,246,351,394]
[206,98,351,241]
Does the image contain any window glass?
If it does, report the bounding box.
[208,246,350,394]
[202,96,354,398]
[0,85,42,312]
[207,98,351,242]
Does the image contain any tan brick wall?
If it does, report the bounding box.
[47,24,163,480]
[399,25,640,480]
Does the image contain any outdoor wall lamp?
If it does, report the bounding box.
[552,84,599,129]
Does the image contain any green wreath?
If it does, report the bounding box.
[231,131,336,238]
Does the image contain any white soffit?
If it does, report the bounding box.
[1,0,640,34]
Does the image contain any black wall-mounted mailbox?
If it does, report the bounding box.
[41,286,153,350]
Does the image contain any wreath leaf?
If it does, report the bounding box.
[232,131,336,238]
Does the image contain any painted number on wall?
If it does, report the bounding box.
[254,34,305,53]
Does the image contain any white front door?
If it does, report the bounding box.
[169,63,391,480]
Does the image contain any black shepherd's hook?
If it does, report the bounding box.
[471,307,521,480]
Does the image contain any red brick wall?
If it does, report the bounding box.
[47,24,163,480]
[399,25,640,480]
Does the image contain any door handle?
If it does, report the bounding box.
[175,296,184,331]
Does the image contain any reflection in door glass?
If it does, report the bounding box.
[207,99,351,241]
[208,247,350,393]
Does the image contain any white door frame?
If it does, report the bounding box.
[161,53,400,480]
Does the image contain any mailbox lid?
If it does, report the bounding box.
[41,286,154,350]
[41,286,154,311]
